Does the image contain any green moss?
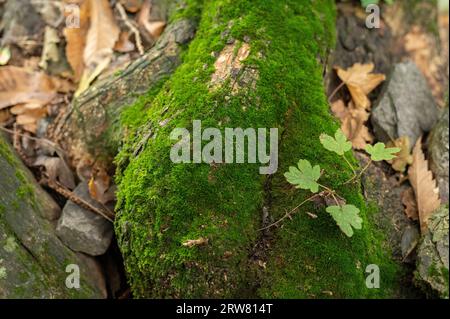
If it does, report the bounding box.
[115,0,399,298]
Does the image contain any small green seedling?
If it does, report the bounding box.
[274,128,400,237]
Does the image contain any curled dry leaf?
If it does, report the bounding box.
[33,155,76,190]
[114,31,136,53]
[408,137,441,232]
[0,66,58,110]
[137,0,166,40]
[64,0,90,81]
[88,169,116,205]
[335,63,386,110]
[0,109,11,123]
[330,99,373,150]
[401,187,419,221]
[387,136,413,173]
[182,238,209,248]
[120,0,143,13]
[75,0,120,96]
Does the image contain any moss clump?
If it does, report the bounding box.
[115,0,399,298]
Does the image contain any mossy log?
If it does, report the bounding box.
[0,134,106,298]
[108,0,401,298]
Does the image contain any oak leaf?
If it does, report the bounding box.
[330,100,373,150]
[401,187,419,221]
[75,0,120,96]
[387,136,413,172]
[408,137,441,232]
[335,63,385,110]
[0,66,57,110]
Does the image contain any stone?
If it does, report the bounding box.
[401,226,420,261]
[428,108,449,204]
[0,134,107,298]
[416,205,449,299]
[371,62,441,150]
[0,0,45,53]
[56,182,113,256]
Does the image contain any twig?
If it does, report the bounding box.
[116,2,145,55]
[12,124,35,167]
[327,81,345,103]
[0,124,65,156]
[344,159,372,185]
[43,178,115,223]
[258,193,321,231]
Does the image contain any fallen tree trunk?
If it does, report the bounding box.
[111,0,401,298]
[53,11,198,167]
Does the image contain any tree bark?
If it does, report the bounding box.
[53,17,197,167]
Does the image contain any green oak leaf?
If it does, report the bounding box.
[320,129,352,156]
[284,159,321,193]
[365,142,401,161]
[326,205,362,237]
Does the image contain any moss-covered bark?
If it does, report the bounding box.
[114,0,400,298]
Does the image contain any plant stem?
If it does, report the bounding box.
[344,159,372,185]
[343,153,356,175]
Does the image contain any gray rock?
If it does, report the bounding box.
[0,0,45,52]
[0,134,107,298]
[56,182,113,256]
[416,205,449,299]
[401,226,420,261]
[371,61,441,149]
[428,108,449,204]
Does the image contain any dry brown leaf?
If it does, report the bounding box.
[120,0,143,13]
[114,31,135,53]
[182,238,209,248]
[137,0,166,40]
[64,0,90,81]
[404,26,445,106]
[401,187,419,221]
[0,66,57,110]
[335,63,386,110]
[387,136,413,172]
[88,169,116,205]
[16,108,47,125]
[408,137,441,232]
[75,0,120,96]
[0,109,10,123]
[330,100,373,150]
[33,155,76,190]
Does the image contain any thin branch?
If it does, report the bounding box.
[258,193,321,231]
[327,81,345,103]
[0,125,65,155]
[44,179,115,223]
[116,2,145,55]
